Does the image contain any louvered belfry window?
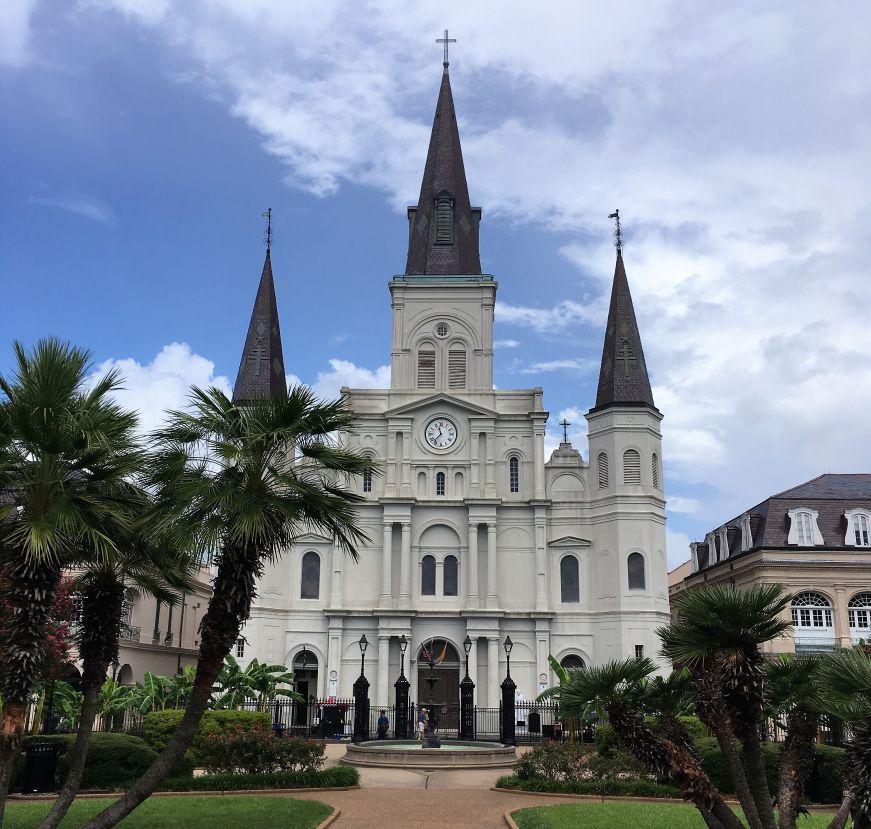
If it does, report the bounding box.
[435,195,453,244]
[597,452,609,488]
[448,348,466,388]
[652,453,660,489]
[623,449,641,485]
[418,349,436,388]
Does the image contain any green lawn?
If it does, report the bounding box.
[511,802,837,829]
[5,795,332,829]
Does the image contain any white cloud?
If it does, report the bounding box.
[494,339,520,349]
[30,192,115,224]
[521,358,594,374]
[0,0,38,67]
[310,359,390,400]
[88,343,231,435]
[666,527,691,571]
[496,300,597,333]
[667,496,700,515]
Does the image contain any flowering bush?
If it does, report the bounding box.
[198,725,325,775]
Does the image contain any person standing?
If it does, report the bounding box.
[417,708,427,741]
[377,710,390,739]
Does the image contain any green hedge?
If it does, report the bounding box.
[496,775,682,798]
[159,766,359,791]
[142,709,271,760]
[13,733,162,792]
[695,738,844,804]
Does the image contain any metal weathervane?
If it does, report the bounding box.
[262,207,273,250]
[608,209,622,253]
[436,29,456,67]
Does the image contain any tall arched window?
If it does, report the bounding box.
[509,456,519,493]
[448,346,466,388]
[444,555,458,596]
[627,552,646,590]
[597,452,609,488]
[849,593,871,640]
[560,555,580,603]
[362,468,372,493]
[421,555,436,596]
[791,592,833,630]
[436,471,446,496]
[417,347,436,388]
[623,449,641,485]
[300,551,320,599]
[560,654,585,671]
[652,453,660,489]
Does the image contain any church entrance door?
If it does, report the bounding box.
[416,639,461,733]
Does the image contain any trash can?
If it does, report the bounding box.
[21,741,60,793]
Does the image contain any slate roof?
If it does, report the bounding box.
[590,252,656,412]
[232,249,287,403]
[404,66,482,276]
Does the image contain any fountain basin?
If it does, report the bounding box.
[340,739,517,769]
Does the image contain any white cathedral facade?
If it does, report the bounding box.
[236,64,670,710]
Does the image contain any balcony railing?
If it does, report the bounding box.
[794,637,839,654]
[119,625,141,644]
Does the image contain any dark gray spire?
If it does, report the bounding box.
[232,249,287,403]
[591,252,656,412]
[405,66,482,275]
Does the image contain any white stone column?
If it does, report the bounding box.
[330,547,343,607]
[535,514,547,611]
[486,523,498,608]
[470,433,480,491]
[467,522,479,608]
[399,523,412,607]
[380,522,392,608]
[436,558,444,596]
[487,636,500,707]
[377,634,390,708]
[534,424,546,498]
[485,430,496,495]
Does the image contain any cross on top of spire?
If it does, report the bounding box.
[559,418,571,443]
[262,207,272,250]
[608,209,622,254]
[436,29,456,67]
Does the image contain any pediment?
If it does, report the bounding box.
[292,532,333,545]
[548,535,592,548]
[385,393,497,419]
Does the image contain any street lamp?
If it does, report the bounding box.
[359,634,369,674]
[353,635,371,743]
[463,635,472,679]
[394,635,410,739]
[504,636,513,677]
[500,636,516,747]
[399,635,408,676]
[460,635,475,740]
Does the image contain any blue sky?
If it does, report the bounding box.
[3,1,871,568]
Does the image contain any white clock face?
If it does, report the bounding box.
[425,418,457,450]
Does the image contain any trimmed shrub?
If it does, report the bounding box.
[159,766,358,792]
[142,708,271,760]
[677,716,708,740]
[496,774,681,798]
[198,726,325,775]
[594,723,619,757]
[515,742,591,782]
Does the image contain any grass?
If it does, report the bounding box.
[4,795,332,829]
[511,802,837,829]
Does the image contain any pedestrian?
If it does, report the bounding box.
[417,707,427,741]
[377,709,389,739]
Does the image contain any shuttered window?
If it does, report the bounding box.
[623,449,641,485]
[435,197,453,244]
[597,453,609,488]
[448,348,466,388]
[418,349,435,388]
[652,453,660,489]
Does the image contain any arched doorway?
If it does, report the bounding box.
[292,649,318,729]
[416,639,460,731]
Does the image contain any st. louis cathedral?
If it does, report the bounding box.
[235,61,670,710]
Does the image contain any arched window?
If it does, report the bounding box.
[597,452,609,488]
[509,456,519,493]
[421,555,436,596]
[846,510,871,547]
[848,593,871,638]
[652,453,660,489]
[444,555,458,596]
[301,551,320,599]
[448,347,466,388]
[362,468,372,493]
[627,552,646,590]
[417,347,436,388]
[788,508,822,546]
[560,654,585,671]
[560,555,580,603]
[623,449,641,485]
[791,592,833,629]
[436,471,446,496]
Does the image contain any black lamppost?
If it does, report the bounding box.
[352,634,370,743]
[394,634,410,739]
[421,639,442,748]
[459,635,475,740]
[500,635,516,747]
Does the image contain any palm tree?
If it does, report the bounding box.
[0,339,142,820]
[542,657,743,829]
[816,648,871,829]
[39,510,199,829]
[80,385,376,829]
[659,583,792,829]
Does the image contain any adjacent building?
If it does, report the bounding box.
[670,473,871,654]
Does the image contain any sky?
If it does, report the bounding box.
[2,1,871,569]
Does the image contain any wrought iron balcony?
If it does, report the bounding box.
[794,637,839,654]
[119,625,141,643]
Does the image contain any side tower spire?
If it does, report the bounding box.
[592,222,655,412]
[404,55,481,275]
[232,209,287,403]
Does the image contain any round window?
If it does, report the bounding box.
[435,323,449,338]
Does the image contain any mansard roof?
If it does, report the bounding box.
[404,66,482,276]
[232,249,287,404]
[590,251,656,413]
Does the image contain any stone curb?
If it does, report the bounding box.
[9,786,358,802]
[503,811,520,829]
[315,808,342,829]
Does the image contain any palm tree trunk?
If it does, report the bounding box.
[0,743,24,827]
[776,713,817,829]
[79,542,260,829]
[827,789,855,829]
[0,560,60,814]
[741,729,776,829]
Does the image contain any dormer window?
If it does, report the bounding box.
[787,508,823,546]
[740,513,753,551]
[434,194,453,244]
[844,509,871,547]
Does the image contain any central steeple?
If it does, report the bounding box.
[404,65,482,275]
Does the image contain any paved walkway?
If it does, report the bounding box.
[293,744,587,828]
